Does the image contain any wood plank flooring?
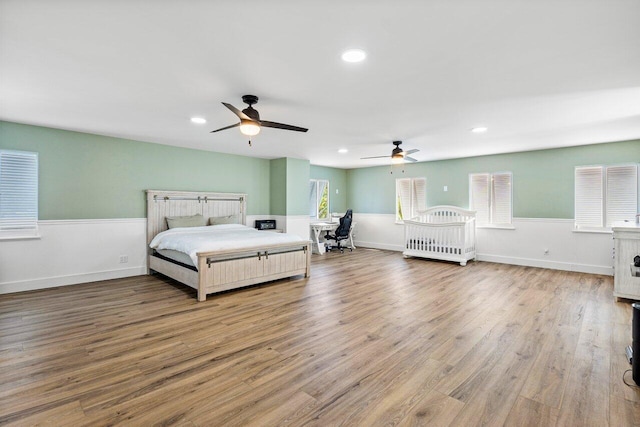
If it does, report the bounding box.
[1,249,639,426]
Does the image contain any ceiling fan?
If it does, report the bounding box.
[211,95,308,145]
[361,141,419,163]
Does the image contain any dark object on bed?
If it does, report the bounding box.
[324,209,353,253]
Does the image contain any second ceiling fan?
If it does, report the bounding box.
[361,141,419,163]
[211,95,308,145]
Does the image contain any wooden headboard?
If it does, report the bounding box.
[146,190,247,246]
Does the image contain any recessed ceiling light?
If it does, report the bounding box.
[471,127,488,133]
[341,49,366,63]
[338,148,348,154]
[191,117,207,124]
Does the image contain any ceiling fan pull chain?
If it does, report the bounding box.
[248,138,252,147]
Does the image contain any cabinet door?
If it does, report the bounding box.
[614,236,640,298]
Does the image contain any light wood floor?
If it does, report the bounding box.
[1,249,639,426]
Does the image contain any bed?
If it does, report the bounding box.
[147,190,311,301]
[402,205,476,266]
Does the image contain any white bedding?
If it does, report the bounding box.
[149,224,305,267]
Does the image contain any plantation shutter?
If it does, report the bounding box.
[606,164,638,226]
[575,166,603,229]
[470,173,490,225]
[396,178,412,221]
[411,177,427,218]
[491,172,512,225]
[0,150,39,236]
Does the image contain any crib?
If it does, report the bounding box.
[403,205,476,266]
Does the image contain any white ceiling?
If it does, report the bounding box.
[1,0,639,169]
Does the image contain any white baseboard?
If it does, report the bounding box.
[354,240,404,252]
[351,214,615,276]
[0,266,148,295]
[352,243,613,276]
[476,253,614,276]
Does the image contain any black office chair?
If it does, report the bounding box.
[324,209,353,253]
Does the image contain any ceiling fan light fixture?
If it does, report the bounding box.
[471,127,488,133]
[190,117,206,124]
[341,48,367,63]
[239,120,260,136]
[391,154,404,164]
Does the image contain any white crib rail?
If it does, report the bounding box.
[403,206,476,266]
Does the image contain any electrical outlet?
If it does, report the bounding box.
[336,189,339,194]
[443,185,448,192]
[119,255,129,263]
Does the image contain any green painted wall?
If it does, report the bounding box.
[0,121,271,219]
[310,165,347,213]
[346,139,640,218]
[3,120,637,221]
[269,158,287,216]
[286,158,310,215]
[268,157,310,216]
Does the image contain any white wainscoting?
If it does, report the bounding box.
[352,213,614,276]
[246,215,309,240]
[0,219,148,295]
[1,214,613,295]
[0,215,313,295]
[284,215,311,241]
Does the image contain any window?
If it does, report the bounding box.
[0,150,39,239]
[575,164,638,230]
[469,172,512,227]
[396,177,426,221]
[309,179,329,220]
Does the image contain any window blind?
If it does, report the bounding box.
[470,173,490,225]
[396,178,412,221]
[574,166,604,228]
[491,172,512,226]
[395,177,426,221]
[469,172,512,226]
[605,164,638,226]
[411,177,427,218]
[0,150,39,236]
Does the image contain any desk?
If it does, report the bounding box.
[310,222,356,254]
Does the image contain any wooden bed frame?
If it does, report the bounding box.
[403,205,476,266]
[146,190,311,301]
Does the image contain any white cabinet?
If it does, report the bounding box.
[613,222,640,300]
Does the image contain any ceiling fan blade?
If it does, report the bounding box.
[260,120,308,132]
[210,123,240,133]
[405,156,418,162]
[361,155,391,160]
[404,149,419,155]
[222,102,254,121]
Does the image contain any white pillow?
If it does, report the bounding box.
[209,215,239,225]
